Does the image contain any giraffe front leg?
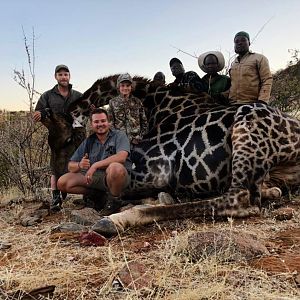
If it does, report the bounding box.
[91,192,261,238]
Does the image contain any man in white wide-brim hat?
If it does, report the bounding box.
[198,51,231,103]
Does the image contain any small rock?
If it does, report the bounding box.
[0,241,12,250]
[70,207,101,226]
[158,192,175,205]
[20,215,42,227]
[9,285,55,300]
[131,241,152,253]
[34,209,49,218]
[19,208,49,227]
[78,231,107,246]
[272,207,294,221]
[117,261,152,290]
[295,274,300,287]
[50,222,86,233]
[187,230,269,261]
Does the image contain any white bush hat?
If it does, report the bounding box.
[198,51,225,73]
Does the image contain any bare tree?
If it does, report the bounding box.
[288,48,299,66]
[0,27,49,197]
[13,26,41,112]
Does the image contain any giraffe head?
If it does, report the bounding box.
[68,75,151,128]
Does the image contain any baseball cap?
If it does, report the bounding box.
[169,57,182,66]
[55,64,69,73]
[117,73,133,87]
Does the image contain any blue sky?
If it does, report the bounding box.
[1,0,300,110]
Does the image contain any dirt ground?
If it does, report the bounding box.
[1,194,300,299]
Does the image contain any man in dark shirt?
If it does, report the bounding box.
[153,71,166,85]
[169,58,207,93]
[33,65,85,211]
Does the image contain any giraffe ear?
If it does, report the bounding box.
[110,80,117,90]
[132,81,136,91]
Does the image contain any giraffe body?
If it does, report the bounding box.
[47,75,300,232]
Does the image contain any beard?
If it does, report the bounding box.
[58,80,69,88]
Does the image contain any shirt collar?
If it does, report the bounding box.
[53,84,73,95]
[234,51,255,62]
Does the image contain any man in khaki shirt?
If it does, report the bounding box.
[228,31,273,104]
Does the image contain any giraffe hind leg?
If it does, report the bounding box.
[267,162,300,195]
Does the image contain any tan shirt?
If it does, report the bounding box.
[229,52,273,103]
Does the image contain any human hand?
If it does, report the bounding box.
[79,153,90,170]
[85,164,97,185]
[131,138,141,145]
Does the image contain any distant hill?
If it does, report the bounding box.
[270,60,300,115]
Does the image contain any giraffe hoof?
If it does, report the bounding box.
[262,187,282,200]
[269,187,282,199]
[92,218,118,238]
[158,192,175,205]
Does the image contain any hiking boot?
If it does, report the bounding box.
[99,194,123,216]
[50,190,62,212]
[61,192,68,200]
[83,190,106,211]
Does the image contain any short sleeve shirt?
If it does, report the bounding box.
[70,129,132,171]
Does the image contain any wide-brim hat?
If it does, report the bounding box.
[198,51,225,73]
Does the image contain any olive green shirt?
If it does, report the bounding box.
[202,74,231,97]
[35,84,82,117]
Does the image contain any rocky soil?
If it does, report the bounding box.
[1,194,300,299]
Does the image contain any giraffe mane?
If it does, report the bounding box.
[70,74,152,113]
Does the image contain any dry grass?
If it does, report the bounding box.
[1,194,300,299]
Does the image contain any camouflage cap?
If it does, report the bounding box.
[117,73,133,87]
